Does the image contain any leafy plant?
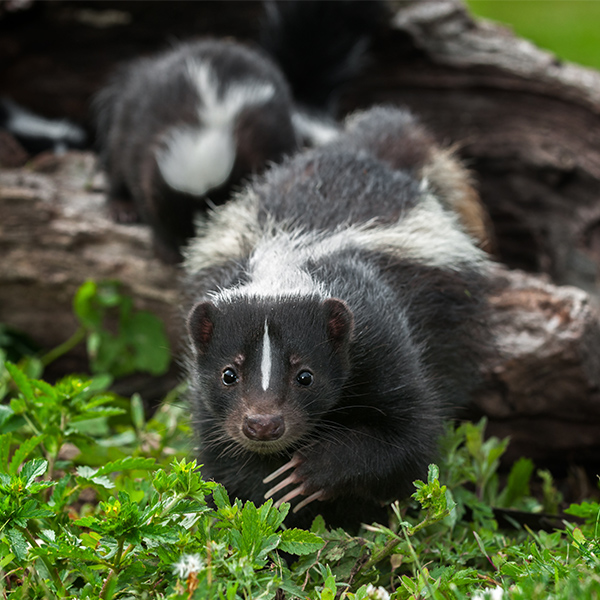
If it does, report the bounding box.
[40,279,171,378]
[1,361,600,599]
[0,282,599,599]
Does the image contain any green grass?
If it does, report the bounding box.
[1,282,599,598]
[466,0,600,70]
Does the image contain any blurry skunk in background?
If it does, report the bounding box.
[92,0,388,262]
[0,96,87,156]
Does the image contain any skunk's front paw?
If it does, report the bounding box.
[262,454,328,513]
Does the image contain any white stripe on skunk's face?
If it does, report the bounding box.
[260,319,272,391]
[186,59,276,127]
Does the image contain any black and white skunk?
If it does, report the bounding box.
[184,106,492,530]
[93,1,386,262]
[93,39,298,263]
[0,97,87,155]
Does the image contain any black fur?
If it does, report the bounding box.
[184,107,491,530]
[260,0,389,111]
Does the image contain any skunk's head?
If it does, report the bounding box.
[187,296,354,454]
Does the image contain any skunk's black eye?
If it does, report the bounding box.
[296,370,314,387]
[222,368,238,386]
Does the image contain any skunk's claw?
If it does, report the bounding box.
[262,454,302,484]
[292,489,325,512]
[263,454,325,512]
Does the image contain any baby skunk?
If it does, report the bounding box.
[93,39,298,263]
[0,97,87,155]
[183,106,491,530]
[93,1,386,263]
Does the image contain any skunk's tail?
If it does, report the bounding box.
[259,0,389,113]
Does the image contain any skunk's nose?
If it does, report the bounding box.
[242,414,285,441]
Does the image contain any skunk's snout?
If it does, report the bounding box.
[242,413,285,441]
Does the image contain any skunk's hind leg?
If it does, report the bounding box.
[106,182,140,225]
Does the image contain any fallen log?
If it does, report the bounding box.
[475,266,600,462]
[347,0,600,297]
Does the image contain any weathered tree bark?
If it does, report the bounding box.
[0,154,181,393]
[476,266,600,463]
[353,0,600,297]
[1,0,600,461]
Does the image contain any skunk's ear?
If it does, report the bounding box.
[187,302,215,354]
[323,298,354,349]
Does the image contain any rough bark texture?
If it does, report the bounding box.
[476,266,600,463]
[1,0,600,461]
[355,0,600,296]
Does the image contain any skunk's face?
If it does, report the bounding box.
[187,296,354,454]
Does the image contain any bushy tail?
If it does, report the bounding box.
[259,0,389,113]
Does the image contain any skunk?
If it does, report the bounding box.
[183,106,492,530]
[93,1,386,263]
[93,39,298,263]
[0,97,87,155]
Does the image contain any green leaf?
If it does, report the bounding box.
[76,466,98,479]
[31,379,59,402]
[5,362,35,402]
[100,569,118,600]
[123,311,171,375]
[17,498,53,520]
[130,393,145,431]
[6,527,28,561]
[311,514,327,534]
[76,466,115,489]
[95,456,156,477]
[90,331,125,375]
[498,457,534,508]
[0,548,15,570]
[73,280,102,329]
[428,463,440,484]
[0,433,11,473]
[565,501,600,522]
[259,498,288,531]
[20,458,48,488]
[279,528,324,555]
[320,575,337,600]
[212,484,231,510]
[0,405,14,429]
[80,531,102,549]
[9,435,44,476]
[258,533,281,558]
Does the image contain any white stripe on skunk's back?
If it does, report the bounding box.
[186,189,489,305]
[156,59,276,197]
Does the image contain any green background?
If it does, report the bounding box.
[466,0,600,69]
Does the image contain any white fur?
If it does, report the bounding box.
[184,189,262,271]
[157,125,236,196]
[291,111,340,146]
[260,320,272,391]
[156,59,276,196]
[3,100,85,150]
[187,190,488,305]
